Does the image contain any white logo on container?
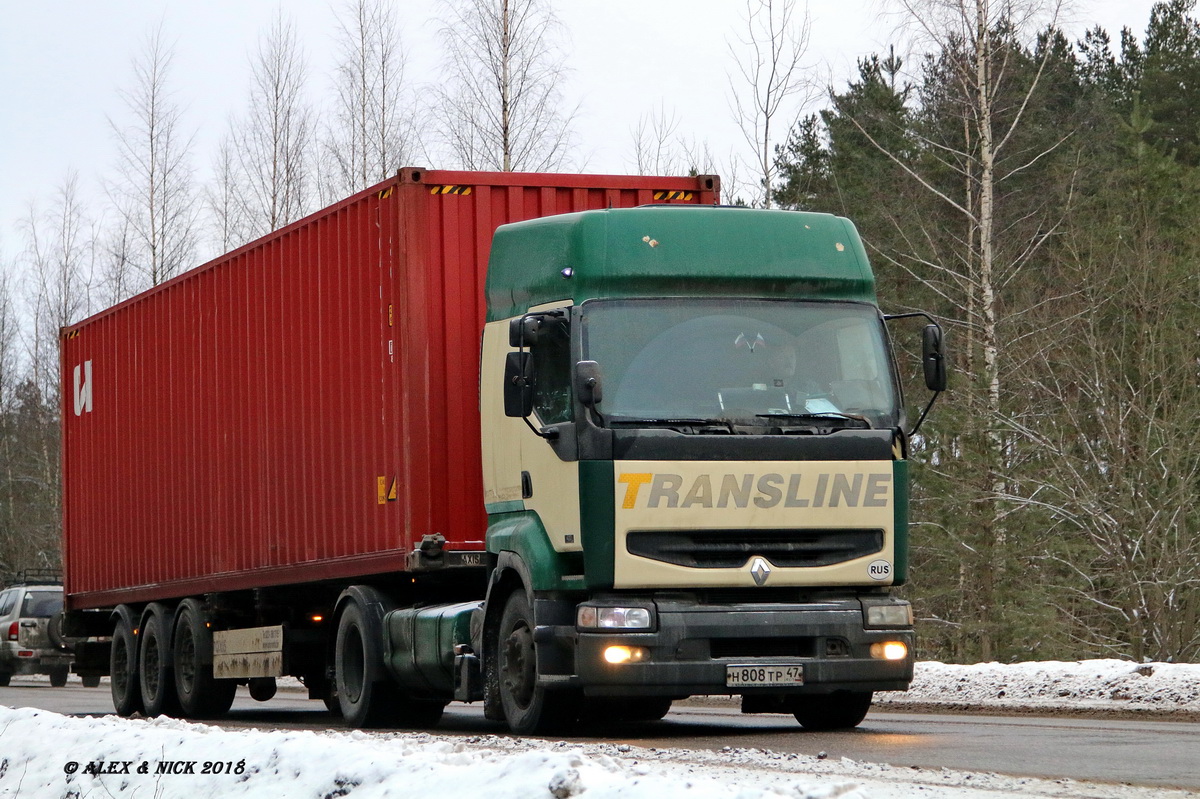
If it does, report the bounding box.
[73,360,92,416]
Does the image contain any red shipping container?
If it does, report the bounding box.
[60,169,718,610]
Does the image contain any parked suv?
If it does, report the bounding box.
[0,578,71,687]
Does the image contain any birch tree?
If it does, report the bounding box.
[727,0,814,207]
[824,0,1069,659]
[106,24,198,297]
[628,104,718,177]
[21,172,96,404]
[6,174,98,572]
[434,0,575,171]
[223,11,314,242]
[322,0,414,199]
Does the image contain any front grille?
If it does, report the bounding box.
[626,528,884,568]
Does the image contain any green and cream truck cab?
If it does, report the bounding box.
[470,204,945,732]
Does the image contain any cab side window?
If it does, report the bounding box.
[531,318,572,425]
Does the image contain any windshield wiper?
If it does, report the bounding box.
[755,412,873,429]
[609,416,736,433]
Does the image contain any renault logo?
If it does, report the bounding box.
[750,557,772,586]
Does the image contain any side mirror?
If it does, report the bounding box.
[504,352,533,417]
[509,316,541,347]
[574,360,604,406]
[922,324,947,392]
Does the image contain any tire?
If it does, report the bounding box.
[497,590,578,734]
[138,604,180,717]
[110,606,143,717]
[335,601,398,728]
[49,666,69,687]
[48,611,72,652]
[0,671,11,687]
[82,675,102,689]
[792,690,873,731]
[172,599,236,719]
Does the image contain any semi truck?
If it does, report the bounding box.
[60,168,945,733]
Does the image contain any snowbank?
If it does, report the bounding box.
[877,659,1200,715]
[2,659,1198,798]
[0,704,1184,799]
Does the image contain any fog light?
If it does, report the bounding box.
[603,645,648,664]
[870,641,909,661]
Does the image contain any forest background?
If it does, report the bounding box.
[1,0,1196,666]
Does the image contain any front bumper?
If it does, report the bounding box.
[536,598,913,697]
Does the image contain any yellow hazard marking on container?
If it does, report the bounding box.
[378,187,394,199]
[653,190,694,202]
[388,304,393,327]
[65,329,81,340]
[388,478,398,502]
[429,185,473,195]
[378,476,387,504]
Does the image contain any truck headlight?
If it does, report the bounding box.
[577,605,653,630]
[865,602,913,628]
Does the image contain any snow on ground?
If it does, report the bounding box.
[1,660,1197,799]
[879,659,1200,715]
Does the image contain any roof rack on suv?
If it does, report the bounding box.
[0,568,63,587]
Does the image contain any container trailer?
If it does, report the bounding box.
[61,167,945,732]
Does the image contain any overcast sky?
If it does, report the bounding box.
[0,0,1161,265]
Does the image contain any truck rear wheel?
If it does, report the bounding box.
[0,672,11,687]
[172,599,236,719]
[792,690,873,731]
[139,604,180,717]
[110,606,142,716]
[497,590,578,734]
[49,666,69,687]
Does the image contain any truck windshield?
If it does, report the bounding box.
[581,299,900,428]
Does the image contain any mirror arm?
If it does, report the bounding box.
[522,415,558,440]
[908,390,941,439]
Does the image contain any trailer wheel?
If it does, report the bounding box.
[497,590,578,734]
[139,604,180,717]
[792,690,873,731]
[82,675,101,688]
[0,671,12,687]
[172,599,236,719]
[110,606,143,717]
[334,601,398,728]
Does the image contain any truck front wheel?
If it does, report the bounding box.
[497,590,578,734]
[110,606,143,717]
[792,690,873,731]
[335,601,397,728]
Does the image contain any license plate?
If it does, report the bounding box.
[725,663,805,687]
